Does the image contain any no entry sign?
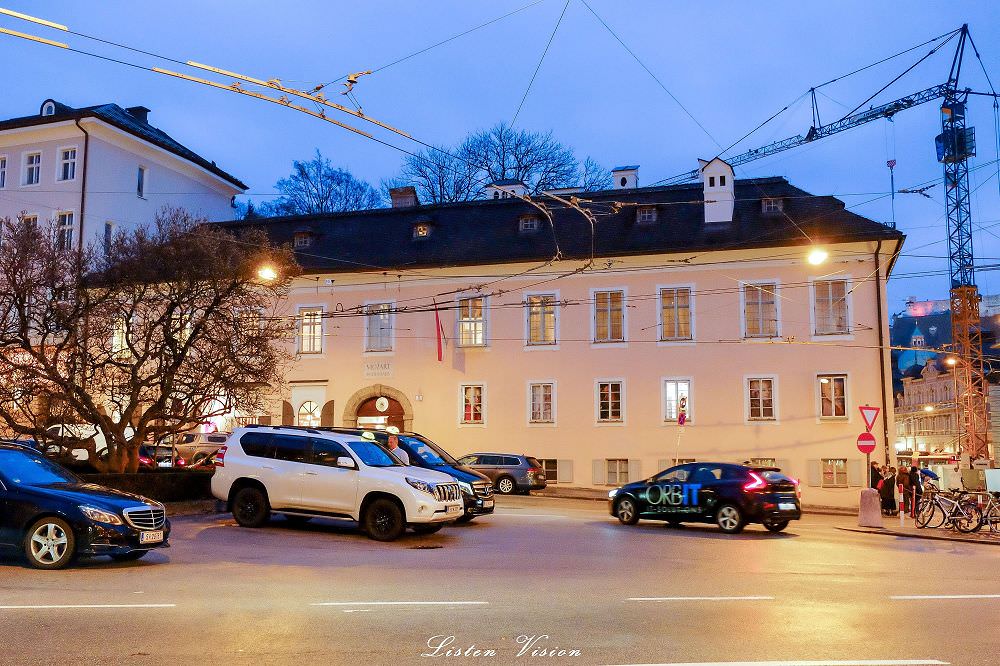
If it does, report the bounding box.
[857,432,877,454]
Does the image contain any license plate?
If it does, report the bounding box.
[482,499,494,509]
[778,503,797,512]
[139,530,164,544]
[446,505,462,515]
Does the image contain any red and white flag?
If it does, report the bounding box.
[433,300,445,362]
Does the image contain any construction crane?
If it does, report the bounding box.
[665,25,998,465]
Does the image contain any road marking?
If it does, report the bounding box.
[311,601,489,607]
[891,594,1000,600]
[0,604,176,610]
[604,659,951,666]
[492,513,569,518]
[627,596,775,602]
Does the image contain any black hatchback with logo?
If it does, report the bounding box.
[608,462,801,534]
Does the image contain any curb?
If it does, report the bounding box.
[836,525,1000,546]
[164,499,225,517]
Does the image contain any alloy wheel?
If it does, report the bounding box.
[617,499,635,523]
[717,506,741,531]
[30,522,69,565]
[497,478,515,494]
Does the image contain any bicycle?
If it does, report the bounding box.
[915,487,982,533]
[971,491,1000,533]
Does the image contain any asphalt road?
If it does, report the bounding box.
[1,496,998,666]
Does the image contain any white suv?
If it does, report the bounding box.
[211,426,464,541]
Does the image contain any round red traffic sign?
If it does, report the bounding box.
[857,432,877,454]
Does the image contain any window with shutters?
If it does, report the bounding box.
[606,459,629,485]
[748,457,776,467]
[743,282,779,338]
[593,289,625,343]
[457,297,486,347]
[526,293,557,346]
[822,458,848,487]
[659,287,692,340]
[747,377,776,421]
[597,381,624,423]
[813,279,850,335]
[539,458,559,483]
[818,374,848,418]
[297,401,320,427]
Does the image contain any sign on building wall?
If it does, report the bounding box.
[364,360,393,378]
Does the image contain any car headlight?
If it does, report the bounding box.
[608,488,620,499]
[457,481,473,496]
[406,477,434,495]
[79,505,123,525]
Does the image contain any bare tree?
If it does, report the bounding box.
[0,210,299,472]
[395,123,611,203]
[262,149,382,215]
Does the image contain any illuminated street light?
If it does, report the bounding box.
[946,357,957,366]
[256,265,278,282]
[923,404,935,412]
[807,248,829,265]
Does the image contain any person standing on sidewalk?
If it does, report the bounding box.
[870,461,882,489]
[897,466,912,514]
[909,465,924,515]
[879,466,897,515]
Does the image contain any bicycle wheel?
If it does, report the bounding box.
[953,502,983,533]
[916,499,944,529]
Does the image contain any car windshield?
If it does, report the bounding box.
[347,440,400,467]
[399,435,458,466]
[0,449,79,486]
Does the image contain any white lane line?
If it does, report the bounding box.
[0,604,176,610]
[311,601,489,607]
[627,596,775,602]
[491,513,569,518]
[891,594,1000,600]
[604,659,951,666]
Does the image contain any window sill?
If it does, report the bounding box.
[591,341,628,349]
[528,421,557,428]
[363,349,395,357]
[746,419,780,425]
[297,352,326,358]
[657,339,695,347]
[811,333,855,342]
[457,344,490,351]
[524,344,559,351]
[595,420,625,427]
[458,422,486,428]
[818,416,850,423]
[742,335,781,342]
[660,421,693,427]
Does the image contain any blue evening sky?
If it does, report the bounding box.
[2,1,999,312]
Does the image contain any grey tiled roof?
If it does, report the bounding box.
[218,177,903,273]
[0,101,247,190]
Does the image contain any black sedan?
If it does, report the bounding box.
[609,462,801,534]
[0,444,170,569]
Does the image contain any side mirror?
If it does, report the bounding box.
[336,456,356,469]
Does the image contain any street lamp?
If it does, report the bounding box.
[256,265,278,282]
[807,248,829,265]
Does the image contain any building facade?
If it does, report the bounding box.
[225,161,903,508]
[0,99,245,249]
[894,361,960,465]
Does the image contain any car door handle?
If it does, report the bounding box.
[302,471,318,476]
[262,465,275,470]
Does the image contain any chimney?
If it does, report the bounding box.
[484,179,528,200]
[698,157,735,224]
[611,165,639,189]
[389,186,419,208]
[126,106,151,124]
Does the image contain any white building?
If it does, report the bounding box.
[0,99,245,250]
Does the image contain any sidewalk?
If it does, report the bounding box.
[837,518,1000,546]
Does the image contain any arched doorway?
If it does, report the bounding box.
[356,396,405,431]
[343,384,414,432]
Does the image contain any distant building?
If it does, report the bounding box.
[0,99,245,249]
[894,360,960,465]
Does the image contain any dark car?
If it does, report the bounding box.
[608,462,801,534]
[458,453,547,495]
[324,428,495,523]
[0,444,170,569]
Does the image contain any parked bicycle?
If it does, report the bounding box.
[915,487,982,533]
[971,491,1000,533]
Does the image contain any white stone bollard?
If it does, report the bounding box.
[858,488,884,528]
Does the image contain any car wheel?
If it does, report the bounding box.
[110,550,149,562]
[615,497,640,525]
[715,504,745,534]
[364,498,406,542]
[24,517,76,570]
[411,523,444,535]
[496,476,516,494]
[763,519,789,533]
[454,513,475,524]
[232,486,270,528]
[283,515,312,527]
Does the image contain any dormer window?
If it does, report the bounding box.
[708,176,715,187]
[762,198,784,214]
[636,206,657,225]
[294,232,313,249]
[519,215,540,233]
[413,222,432,239]
[912,335,925,348]
[719,175,726,186]
[41,102,56,116]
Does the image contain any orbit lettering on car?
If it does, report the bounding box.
[644,483,702,507]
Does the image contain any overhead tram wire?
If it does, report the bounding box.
[313,0,545,91]
[510,0,570,126]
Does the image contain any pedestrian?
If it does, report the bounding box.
[909,465,923,516]
[870,461,882,489]
[896,466,912,514]
[386,433,409,465]
[879,466,897,515]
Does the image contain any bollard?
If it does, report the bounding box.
[899,484,905,526]
[859,488,883,528]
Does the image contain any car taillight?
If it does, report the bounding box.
[527,467,541,474]
[791,477,801,498]
[743,471,766,491]
[215,446,227,467]
[175,457,187,467]
[139,456,153,466]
